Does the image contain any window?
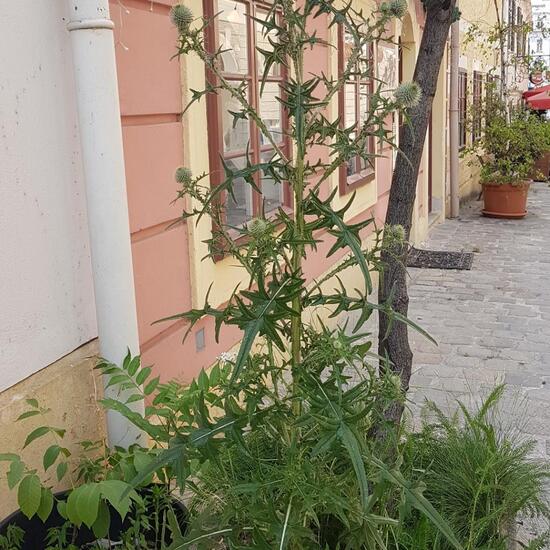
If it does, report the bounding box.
[472,71,483,141]
[516,8,523,55]
[338,27,375,193]
[205,0,290,228]
[458,69,467,149]
[485,74,496,126]
[508,0,516,52]
[537,38,543,52]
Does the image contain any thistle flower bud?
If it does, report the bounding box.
[394,81,421,108]
[247,217,269,237]
[386,224,405,242]
[380,0,408,19]
[382,223,406,250]
[388,373,403,397]
[170,4,194,34]
[175,166,193,185]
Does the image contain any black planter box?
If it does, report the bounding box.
[0,485,187,549]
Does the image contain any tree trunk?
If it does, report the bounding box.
[378,0,457,425]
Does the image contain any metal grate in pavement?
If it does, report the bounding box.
[407,247,474,270]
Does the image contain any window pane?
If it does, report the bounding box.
[224,156,253,227]
[217,0,248,75]
[358,85,371,171]
[359,84,369,123]
[359,43,371,76]
[345,82,356,128]
[260,150,283,212]
[255,10,280,77]
[347,156,357,177]
[259,82,283,145]
[221,85,250,153]
[343,30,355,68]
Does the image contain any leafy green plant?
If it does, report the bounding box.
[0,524,24,550]
[396,386,550,550]
[0,393,183,549]
[464,110,550,185]
[91,1,464,547]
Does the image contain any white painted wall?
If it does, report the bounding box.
[0,2,97,392]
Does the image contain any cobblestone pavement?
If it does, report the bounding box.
[406,183,550,543]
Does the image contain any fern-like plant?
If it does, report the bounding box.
[397,386,550,550]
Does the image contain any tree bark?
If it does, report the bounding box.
[378,0,457,425]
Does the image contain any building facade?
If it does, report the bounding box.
[529,0,550,74]
[0,0,530,516]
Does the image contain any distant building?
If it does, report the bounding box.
[529,1,550,75]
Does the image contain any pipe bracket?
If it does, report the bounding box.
[67,18,115,31]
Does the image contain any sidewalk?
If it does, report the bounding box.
[406,183,550,542]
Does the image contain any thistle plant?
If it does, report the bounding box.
[98,0,459,547]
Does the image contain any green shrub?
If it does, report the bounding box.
[396,386,550,550]
[467,112,550,185]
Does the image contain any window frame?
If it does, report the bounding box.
[337,25,376,195]
[508,0,516,52]
[472,71,483,141]
[203,0,291,231]
[458,69,468,150]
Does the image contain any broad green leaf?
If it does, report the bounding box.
[18,474,42,519]
[43,445,61,471]
[16,410,40,421]
[144,376,160,395]
[26,399,39,408]
[57,461,68,482]
[37,488,54,522]
[125,393,144,404]
[66,486,83,526]
[76,483,101,528]
[7,459,24,489]
[23,426,50,448]
[92,500,111,539]
[0,453,19,461]
[105,374,129,389]
[127,355,141,376]
[122,349,132,370]
[100,480,134,521]
[198,369,209,391]
[57,499,68,519]
[136,367,152,385]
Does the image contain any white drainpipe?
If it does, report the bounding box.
[449,21,460,218]
[66,0,145,448]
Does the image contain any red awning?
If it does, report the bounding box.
[524,84,550,99]
[526,88,550,110]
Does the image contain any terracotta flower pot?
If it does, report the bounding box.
[482,181,530,219]
[533,151,550,181]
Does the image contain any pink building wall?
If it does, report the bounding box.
[112,0,408,384]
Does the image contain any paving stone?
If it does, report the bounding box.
[401,187,550,545]
[345,188,550,541]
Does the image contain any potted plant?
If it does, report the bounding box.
[74,1,465,548]
[471,112,547,218]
